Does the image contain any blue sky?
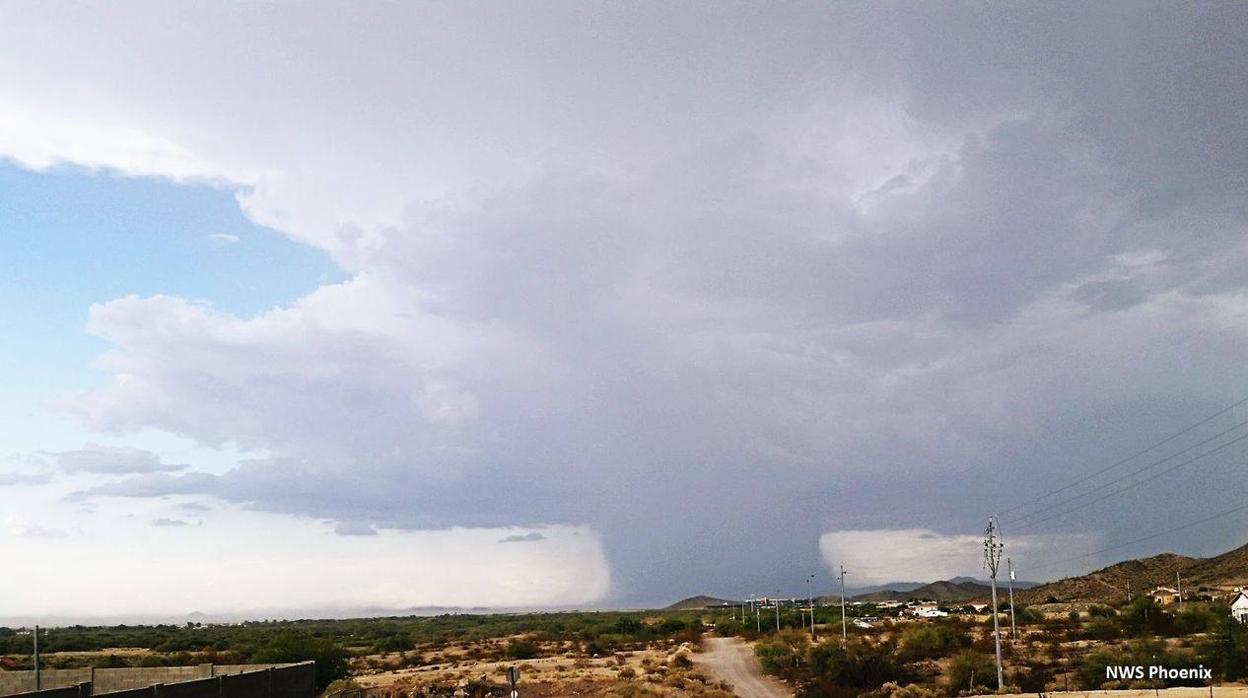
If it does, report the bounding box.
[0,163,342,463]
[0,3,1246,619]
[0,163,340,387]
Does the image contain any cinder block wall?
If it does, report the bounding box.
[0,665,293,696]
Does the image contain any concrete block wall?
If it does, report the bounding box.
[0,664,307,698]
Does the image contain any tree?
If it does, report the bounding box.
[896,623,967,661]
[1197,618,1248,682]
[250,631,348,689]
[806,640,899,690]
[506,639,538,660]
[946,651,996,695]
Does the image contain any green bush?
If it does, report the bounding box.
[1085,618,1119,641]
[1080,639,1201,689]
[505,639,538,660]
[1196,618,1248,681]
[1174,605,1219,635]
[896,623,967,661]
[250,631,348,689]
[945,650,996,695]
[755,630,810,674]
[806,640,900,689]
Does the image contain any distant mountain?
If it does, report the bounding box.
[849,579,993,603]
[663,595,737,610]
[1017,540,1248,605]
[843,581,926,596]
[949,575,1039,589]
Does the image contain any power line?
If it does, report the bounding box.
[1011,434,1248,532]
[1005,417,1248,525]
[1024,499,1248,574]
[998,395,1248,516]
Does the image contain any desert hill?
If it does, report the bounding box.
[663,595,736,610]
[1017,540,1248,605]
[848,579,993,603]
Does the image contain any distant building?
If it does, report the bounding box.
[1149,586,1180,605]
[906,602,948,618]
[1231,589,1248,624]
[853,616,879,628]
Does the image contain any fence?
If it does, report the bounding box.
[0,663,315,698]
[0,665,297,696]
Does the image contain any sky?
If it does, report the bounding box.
[1,2,1247,620]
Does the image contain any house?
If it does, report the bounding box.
[906,602,948,618]
[1149,586,1180,605]
[1231,589,1248,624]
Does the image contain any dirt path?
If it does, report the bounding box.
[694,637,791,698]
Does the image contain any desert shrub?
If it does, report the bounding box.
[1196,618,1248,681]
[1080,639,1202,689]
[897,623,967,661]
[506,639,538,659]
[669,651,693,669]
[1120,596,1173,634]
[945,650,996,695]
[806,640,900,689]
[600,685,664,698]
[1087,604,1116,618]
[657,618,688,635]
[1013,607,1042,625]
[376,632,413,652]
[251,631,349,689]
[861,683,942,698]
[322,679,362,695]
[617,666,637,679]
[755,630,810,674]
[1174,605,1219,635]
[1085,618,1119,641]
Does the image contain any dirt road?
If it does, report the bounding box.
[694,637,791,698]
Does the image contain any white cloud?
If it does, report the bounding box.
[0,98,241,183]
[205,233,240,246]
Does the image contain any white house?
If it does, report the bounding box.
[1231,589,1248,624]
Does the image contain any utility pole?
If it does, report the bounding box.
[839,565,848,643]
[984,517,1005,692]
[807,574,817,642]
[755,598,761,633]
[33,625,40,691]
[1127,580,1132,602]
[774,593,780,631]
[1007,557,1017,640]
[1176,572,1183,611]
